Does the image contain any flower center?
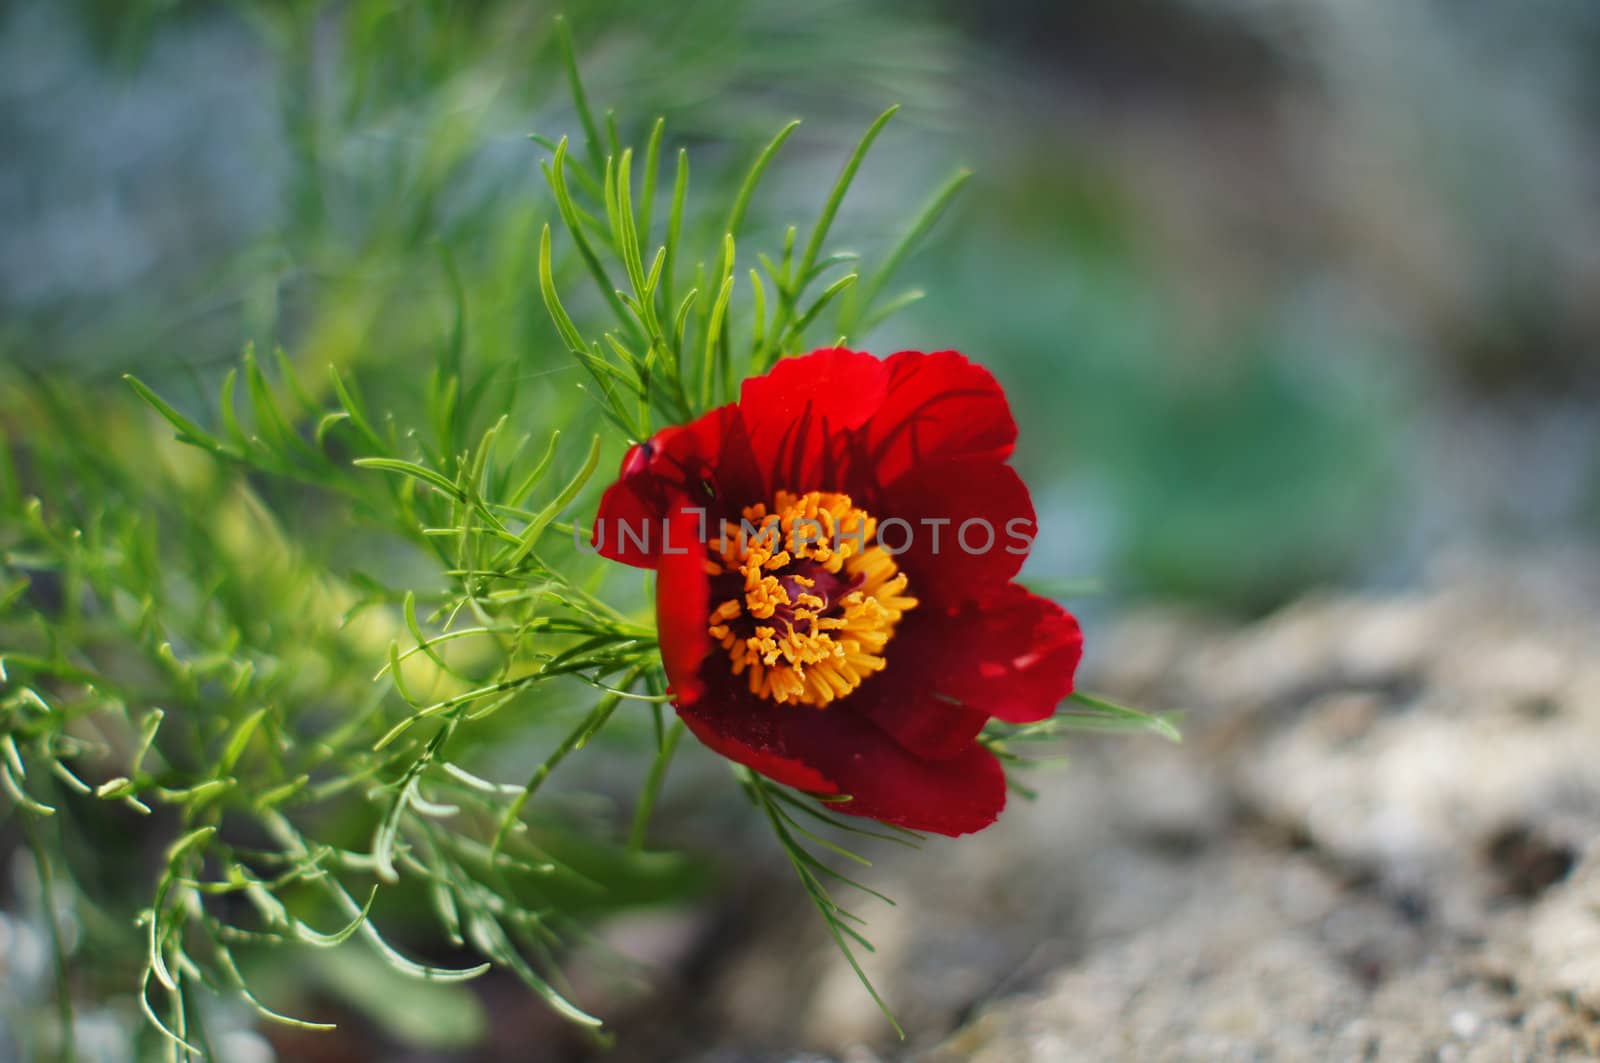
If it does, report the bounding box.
[704,491,917,706]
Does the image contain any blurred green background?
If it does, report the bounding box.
[4,0,1600,1058]
[7,0,1599,612]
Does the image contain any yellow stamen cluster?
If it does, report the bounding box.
[705,491,917,706]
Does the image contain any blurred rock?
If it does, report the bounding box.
[921,550,1600,1061]
[1528,849,1600,1012]
[602,551,1600,1060]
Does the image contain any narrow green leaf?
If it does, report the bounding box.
[500,434,601,569]
[639,116,665,246]
[132,707,164,776]
[489,673,638,859]
[353,458,463,500]
[749,268,769,355]
[211,936,337,1031]
[261,811,490,983]
[291,887,378,948]
[155,778,233,805]
[404,592,454,675]
[661,148,689,315]
[724,119,801,243]
[244,344,317,462]
[329,366,386,451]
[219,710,268,778]
[543,140,632,331]
[700,240,736,407]
[857,288,926,334]
[139,967,200,1056]
[843,168,969,335]
[464,913,602,1027]
[779,272,857,355]
[123,375,234,457]
[796,106,898,301]
[1,760,54,815]
[1,733,25,777]
[165,826,217,865]
[628,720,684,850]
[219,367,250,453]
[556,15,605,177]
[1059,691,1181,743]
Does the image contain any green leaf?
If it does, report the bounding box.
[290,887,379,948]
[123,374,236,458]
[165,825,217,865]
[543,139,633,333]
[243,343,317,463]
[1024,692,1182,743]
[353,458,463,500]
[638,116,665,247]
[1,758,54,815]
[841,168,970,336]
[556,15,606,178]
[312,944,488,1049]
[132,706,164,776]
[499,434,602,569]
[795,105,898,303]
[724,119,801,245]
[139,966,200,1057]
[662,147,689,315]
[778,271,857,356]
[209,931,337,1031]
[328,365,387,451]
[628,719,685,851]
[743,771,903,1038]
[700,237,737,407]
[489,672,640,859]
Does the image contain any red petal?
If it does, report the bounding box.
[928,584,1083,722]
[676,703,840,795]
[848,684,990,762]
[654,501,713,705]
[821,732,1005,836]
[678,682,1007,835]
[738,348,888,492]
[877,457,1034,606]
[592,406,763,568]
[593,474,667,567]
[864,350,1016,485]
[842,612,991,760]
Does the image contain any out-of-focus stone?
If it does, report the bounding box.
[1528,849,1600,1011]
[603,553,1600,1061]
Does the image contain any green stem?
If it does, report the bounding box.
[489,666,646,858]
[22,814,75,1063]
[628,720,685,850]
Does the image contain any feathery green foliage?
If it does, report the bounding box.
[0,10,1177,1054]
[0,18,974,1052]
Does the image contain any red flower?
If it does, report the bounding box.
[592,349,1082,835]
